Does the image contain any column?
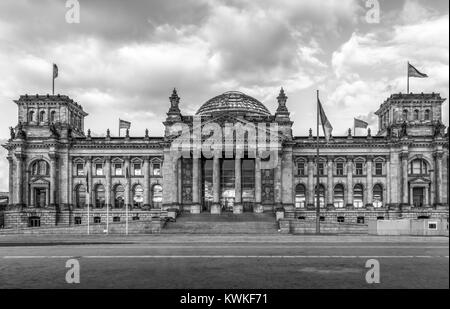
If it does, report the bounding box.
[49,153,58,207]
[86,157,92,208]
[326,156,333,208]
[400,152,409,206]
[234,155,242,214]
[124,156,131,209]
[274,154,282,209]
[307,156,314,209]
[177,158,182,206]
[143,157,150,208]
[255,157,262,213]
[385,158,391,208]
[366,156,373,209]
[346,156,353,209]
[434,152,443,207]
[105,157,112,209]
[211,154,221,214]
[7,156,13,206]
[191,157,201,213]
[68,155,73,209]
[15,153,25,207]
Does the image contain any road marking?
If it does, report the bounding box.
[2,255,449,259]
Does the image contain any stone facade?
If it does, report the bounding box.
[1,90,448,230]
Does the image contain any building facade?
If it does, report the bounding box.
[1,89,449,229]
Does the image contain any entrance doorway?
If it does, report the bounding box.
[35,188,46,208]
[412,187,424,207]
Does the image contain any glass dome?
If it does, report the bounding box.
[196,91,271,116]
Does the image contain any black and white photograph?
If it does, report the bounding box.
[0,0,448,302]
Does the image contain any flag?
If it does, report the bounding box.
[119,119,131,129]
[354,118,368,129]
[53,64,58,79]
[85,171,89,193]
[408,63,428,78]
[318,98,333,141]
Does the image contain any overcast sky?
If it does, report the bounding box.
[0,0,448,191]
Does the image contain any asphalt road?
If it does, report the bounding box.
[0,235,448,289]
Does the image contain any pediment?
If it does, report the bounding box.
[30,177,50,185]
[409,177,431,184]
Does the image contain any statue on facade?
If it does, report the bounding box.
[49,123,59,138]
[433,120,444,138]
[16,122,26,139]
[9,127,15,140]
[400,121,408,138]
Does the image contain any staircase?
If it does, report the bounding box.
[163,212,279,234]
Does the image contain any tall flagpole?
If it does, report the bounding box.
[407,61,410,94]
[126,167,129,235]
[87,173,90,235]
[52,75,55,95]
[316,90,320,234]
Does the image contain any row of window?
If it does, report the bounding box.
[75,162,161,177]
[27,110,83,128]
[294,183,384,208]
[297,162,384,176]
[74,184,163,208]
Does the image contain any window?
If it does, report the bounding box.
[414,109,419,120]
[152,163,161,176]
[133,163,142,176]
[28,216,41,227]
[355,163,363,175]
[412,187,424,207]
[320,216,325,222]
[114,163,123,176]
[152,184,163,208]
[297,162,305,176]
[333,184,345,208]
[75,185,86,208]
[94,184,105,208]
[28,111,35,122]
[424,109,431,121]
[32,160,49,176]
[133,184,144,208]
[317,163,324,176]
[373,184,383,208]
[375,162,383,175]
[298,216,306,220]
[409,159,427,175]
[336,163,344,176]
[402,109,408,121]
[314,184,325,208]
[353,184,364,208]
[428,222,438,230]
[50,111,56,123]
[132,215,140,221]
[39,111,46,122]
[113,216,120,222]
[74,217,82,225]
[295,184,306,208]
[377,216,385,220]
[337,216,345,223]
[95,164,103,176]
[76,163,84,176]
[94,216,101,224]
[114,185,125,208]
[357,216,365,224]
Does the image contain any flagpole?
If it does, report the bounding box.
[407,61,410,94]
[87,191,90,235]
[52,76,54,95]
[316,90,320,234]
[126,167,129,235]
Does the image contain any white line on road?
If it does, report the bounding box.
[2,255,449,259]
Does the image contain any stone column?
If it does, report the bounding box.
[254,157,262,212]
[7,156,13,206]
[191,157,201,214]
[105,156,112,209]
[233,155,242,214]
[281,148,294,210]
[346,156,353,209]
[49,153,58,207]
[86,157,92,208]
[68,155,73,209]
[15,153,25,207]
[211,154,221,214]
[143,157,150,208]
[124,156,131,209]
[274,153,282,209]
[307,156,314,209]
[400,152,409,206]
[434,152,443,208]
[365,156,373,209]
[326,156,334,209]
[177,159,182,207]
[385,158,391,208]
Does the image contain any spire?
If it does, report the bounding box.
[275,87,290,122]
[170,88,180,107]
[277,87,287,106]
[166,87,182,122]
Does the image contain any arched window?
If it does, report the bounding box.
[94,184,105,208]
[373,184,383,208]
[402,109,408,121]
[152,184,163,208]
[31,160,49,176]
[114,185,125,208]
[314,184,325,208]
[424,109,431,121]
[353,184,364,208]
[39,111,46,123]
[413,109,419,120]
[295,184,306,208]
[75,185,86,208]
[28,111,35,122]
[50,111,56,123]
[409,159,428,175]
[333,184,345,208]
[133,184,144,208]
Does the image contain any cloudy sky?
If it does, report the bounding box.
[0,0,448,191]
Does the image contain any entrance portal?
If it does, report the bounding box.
[35,188,46,208]
[412,187,424,207]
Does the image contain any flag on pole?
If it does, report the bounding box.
[119,119,131,129]
[318,98,333,141]
[408,63,428,78]
[53,64,58,79]
[85,171,89,193]
[354,118,369,129]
